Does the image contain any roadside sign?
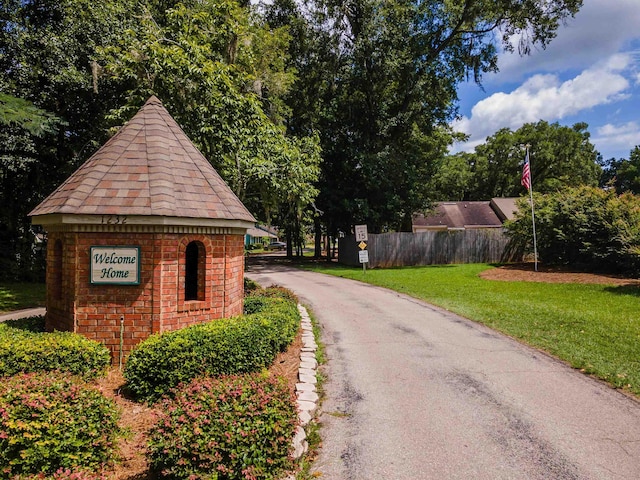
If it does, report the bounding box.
[358,250,369,264]
[358,241,367,250]
[355,224,368,242]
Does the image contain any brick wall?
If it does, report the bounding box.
[45,229,246,363]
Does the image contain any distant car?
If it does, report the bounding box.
[264,241,287,251]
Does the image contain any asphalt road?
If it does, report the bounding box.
[246,260,640,480]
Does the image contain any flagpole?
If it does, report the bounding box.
[525,145,538,272]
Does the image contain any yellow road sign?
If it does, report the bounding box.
[358,241,367,250]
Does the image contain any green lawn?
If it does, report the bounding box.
[305,263,640,396]
[0,283,46,313]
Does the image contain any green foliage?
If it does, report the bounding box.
[98,0,321,239]
[0,372,121,477]
[307,262,640,396]
[251,285,299,304]
[14,469,107,479]
[0,317,110,380]
[0,0,136,281]
[434,121,601,201]
[244,276,262,295]
[266,0,583,233]
[124,294,300,402]
[148,373,297,480]
[505,187,640,274]
[0,94,64,137]
[602,146,640,194]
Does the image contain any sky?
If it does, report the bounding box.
[452,0,640,161]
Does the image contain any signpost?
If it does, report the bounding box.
[90,246,140,285]
[355,224,368,242]
[355,224,369,273]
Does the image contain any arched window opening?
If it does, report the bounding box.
[53,240,63,300]
[185,241,205,301]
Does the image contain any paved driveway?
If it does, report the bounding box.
[247,261,640,480]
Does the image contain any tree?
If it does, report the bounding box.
[0,0,134,280]
[99,0,321,252]
[265,0,584,239]
[427,151,473,201]
[0,95,63,279]
[602,146,640,194]
[440,121,600,201]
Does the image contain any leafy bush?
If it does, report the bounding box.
[251,286,299,304]
[0,317,110,380]
[15,468,107,479]
[124,294,300,402]
[505,187,640,275]
[148,373,297,480]
[0,372,121,478]
[244,277,261,295]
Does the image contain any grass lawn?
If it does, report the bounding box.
[0,282,46,313]
[305,263,640,396]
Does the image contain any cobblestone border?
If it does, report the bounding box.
[291,304,318,460]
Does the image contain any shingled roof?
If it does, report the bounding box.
[29,96,255,224]
[412,201,503,230]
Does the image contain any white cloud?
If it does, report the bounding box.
[453,54,632,149]
[593,122,640,158]
[495,0,640,83]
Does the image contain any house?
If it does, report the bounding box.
[412,198,519,232]
[245,225,278,248]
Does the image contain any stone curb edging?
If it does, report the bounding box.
[291,304,318,461]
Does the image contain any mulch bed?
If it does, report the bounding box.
[479,263,640,286]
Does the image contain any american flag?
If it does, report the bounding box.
[521,151,531,190]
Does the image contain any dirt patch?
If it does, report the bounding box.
[480,263,640,286]
[96,328,302,480]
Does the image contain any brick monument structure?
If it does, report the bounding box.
[29,96,256,363]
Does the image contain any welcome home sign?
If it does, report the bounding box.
[90,246,141,285]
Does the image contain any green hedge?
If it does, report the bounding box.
[124,293,300,402]
[148,373,297,480]
[0,317,111,380]
[14,469,107,480]
[0,372,121,478]
[506,187,640,274]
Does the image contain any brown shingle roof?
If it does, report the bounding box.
[29,96,256,223]
[412,202,503,229]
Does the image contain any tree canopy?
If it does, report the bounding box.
[98,0,321,236]
[1,0,603,277]
[0,0,320,278]
[429,120,601,201]
[265,0,584,234]
[601,146,640,195]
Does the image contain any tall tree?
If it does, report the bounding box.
[0,0,134,279]
[432,120,600,201]
[99,0,321,250]
[601,146,640,194]
[266,0,584,237]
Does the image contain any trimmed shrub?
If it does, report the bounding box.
[0,372,121,478]
[252,286,299,304]
[244,277,261,295]
[15,468,107,479]
[124,295,300,402]
[505,187,640,275]
[148,373,297,480]
[0,317,110,380]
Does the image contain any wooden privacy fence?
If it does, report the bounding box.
[338,229,520,268]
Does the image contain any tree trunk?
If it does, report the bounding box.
[314,216,322,258]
